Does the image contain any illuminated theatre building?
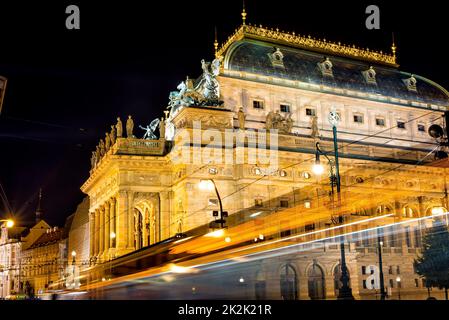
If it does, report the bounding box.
[80,14,449,300]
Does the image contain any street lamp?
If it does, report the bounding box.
[396,276,401,300]
[377,230,387,300]
[314,108,354,300]
[199,179,227,228]
[0,219,14,228]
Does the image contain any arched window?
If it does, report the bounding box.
[255,270,266,300]
[280,264,298,300]
[308,263,325,300]
[333,264,351,298]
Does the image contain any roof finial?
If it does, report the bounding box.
[241,0,247,25]
[391,32,397,60]
[214,26,219,58]
[35,188,44,223]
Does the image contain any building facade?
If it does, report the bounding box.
[79,15,449,299]
[0,226,24,298]
[20,227,67,296]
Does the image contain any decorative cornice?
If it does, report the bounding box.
[217,24,398,67]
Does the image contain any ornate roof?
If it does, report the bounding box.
[221,37,449,107]
[217,24,397,67]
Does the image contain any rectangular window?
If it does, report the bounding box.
[254,199,263,207]
[397,121,406,129]
[415,279,419,287]
[280,104,291,113]
[280,200,289,208]
[389,226,398,247]
[306,108,316,116]
[253,100,264,109]
[362,231,370,247]
[396,266,400,274]
[305,224,315,232]
[414,228,422,247]
[405,226,412,247]
[418,124,425,132]
[389,266,393,274]
[361,266,366,274]
[375,118,385,126]
[281,229,291,238]
[362,280,367,289]
[353,114,364,123]
[389,279,394,288]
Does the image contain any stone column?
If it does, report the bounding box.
[116,191,129,256]
[110,197,116,248]
[160,191,171,240]
[89,212,95,258]
[104,201,110,254]
[99,206,105,258]
[127,192,135,249]
[154,193,161,243]
[94,209,100,256]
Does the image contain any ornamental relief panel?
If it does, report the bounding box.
[175,114,233,130]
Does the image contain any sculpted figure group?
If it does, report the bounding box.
[265,110,293,134]
[91,114,167,171]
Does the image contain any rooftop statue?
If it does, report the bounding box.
[99,139,105,156]
[95,145,100,163]
[90,151,96,170]
[105,132,111,150]
[166,58,223,116]
[195,58,222,105]
[126,115,134,138]
[116,117,123,138]
[159,117,165,139]
[139,118,160,140]
[110,125,116,145]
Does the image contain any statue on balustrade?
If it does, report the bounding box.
[139,118,160,140]
[238,107,245,130]
[105,132,111,151]
[116,117,123,138]
[90,151,96,170]
[110,125,116,145]
[126,115,134,138]
[311,116,319,139]
[99,139,105,156]
[159,117,165,139]
[95,145,100,163]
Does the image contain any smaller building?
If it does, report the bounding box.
[20,226,67,296]
[0,225,25,298]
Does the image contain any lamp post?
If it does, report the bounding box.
[0,219,14,228]
[313,109,354,300]
[377,232,387,300]
[199,179,227,228]
[396,276,401,300]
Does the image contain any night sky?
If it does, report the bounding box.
[0,0,447,227]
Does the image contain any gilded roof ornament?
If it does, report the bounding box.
[216,24,398,67]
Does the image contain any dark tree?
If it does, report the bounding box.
[414,218,449,300]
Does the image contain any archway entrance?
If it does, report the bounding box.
[280,264,298,300]
[308,263,325,300]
